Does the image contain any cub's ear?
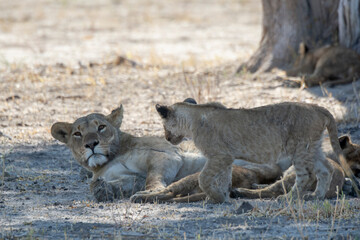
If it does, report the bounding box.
[183,98,197,104]
[339,135,351,150]
[51,122,73,144]
[299,42,308,56]
[156,104,170,118]
[106,105,124,129]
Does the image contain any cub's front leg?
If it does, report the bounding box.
[198,154,233,203]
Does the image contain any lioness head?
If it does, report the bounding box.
[51,106,124,171]
[155,98,197,145]
[339,135,360,178]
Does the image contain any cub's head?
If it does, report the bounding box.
[51,106,124,171]
[286,42,315,77]
[155,98,197,145]
[339,135,360,178]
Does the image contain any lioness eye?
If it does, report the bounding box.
[73,132,82,137]
[98,125,106,132]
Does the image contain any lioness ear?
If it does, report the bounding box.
[51,122,73,144]
[339,135,351,150]
[183,98,197,104]
[299,42,308,56]
[106,105,124,129]
[156,104,170,118]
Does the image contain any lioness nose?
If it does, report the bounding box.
[85,140,99,151]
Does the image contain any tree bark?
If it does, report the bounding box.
[239,0,339,73]
[338,0,360,53]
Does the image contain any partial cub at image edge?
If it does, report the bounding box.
[286,42,360,87]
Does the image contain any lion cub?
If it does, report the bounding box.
[340,135,360,178]
[155,99,354,203]
[286,43,360,87]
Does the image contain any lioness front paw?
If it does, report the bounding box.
[130,193,152,203]
[90,178,116,202]
[130,190,172,203]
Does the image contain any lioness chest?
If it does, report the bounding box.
[102,150,152,181]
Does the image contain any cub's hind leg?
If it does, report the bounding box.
[291,141,332,200]
[306,150,333,200]
[290,147,317,199]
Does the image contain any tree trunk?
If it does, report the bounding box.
[338,0,360,53]
[239,0,339,73]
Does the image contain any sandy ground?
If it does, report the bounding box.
[1,0,360,239]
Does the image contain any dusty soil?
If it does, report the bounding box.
[1,0,360,239]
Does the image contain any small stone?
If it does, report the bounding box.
[235,201,254,214]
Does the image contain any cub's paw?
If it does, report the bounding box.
[276,192,297,202]
[302,192,321,201]
[90,178,116,202]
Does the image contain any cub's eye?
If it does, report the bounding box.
[98,125,106,132]
[73,132,82,137]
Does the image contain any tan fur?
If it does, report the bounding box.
[339,135,360,178]
[233,159,344,199]
[234,135,360,199]
[155,100,355,203]
[130,163,282,203]
[51,105,207,202]
[131,136,360,202]
[286,43,360,87]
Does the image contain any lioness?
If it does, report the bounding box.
[155,99,357,203]
[51,105,209,201]
[286,43,360,87]
[130,135,360,203]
